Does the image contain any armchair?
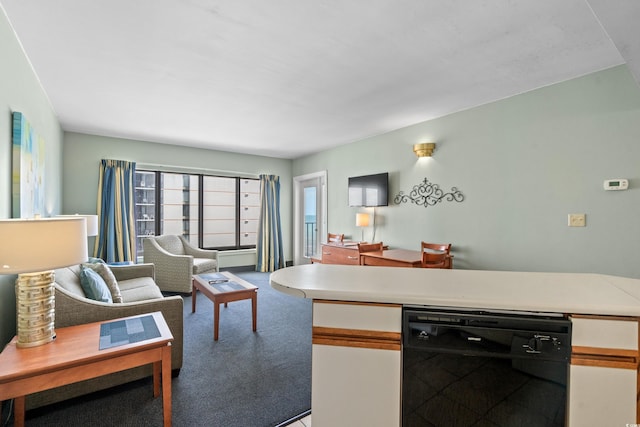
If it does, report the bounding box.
[143,235,219,293]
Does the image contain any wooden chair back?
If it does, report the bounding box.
[421,241,453,269]
[421,251,449,269]
[421,241,451,254]
[357,242,383,265]
[328,233,345,243]
[358,242,384,265]
[357,242,383,253]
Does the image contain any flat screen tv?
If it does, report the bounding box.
[348,172,388,207]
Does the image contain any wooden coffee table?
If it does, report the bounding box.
[192,271,258,341]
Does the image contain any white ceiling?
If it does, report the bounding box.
[2,1,639,159]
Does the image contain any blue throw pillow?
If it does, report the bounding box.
[82,262,123,303]
[80,266,113,303]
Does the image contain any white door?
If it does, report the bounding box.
[293,171,327,265]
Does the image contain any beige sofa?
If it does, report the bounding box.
[143,234,219,293]
[25,263,183,410]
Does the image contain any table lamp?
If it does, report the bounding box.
[356,213,370,242]
[0,217,88,348]
[57,214,99,237]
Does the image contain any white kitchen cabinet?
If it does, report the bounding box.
[569,364,636,426]
[311,300,402,427]
[569,316,639,426]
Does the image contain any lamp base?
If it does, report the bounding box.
[15,271,56,348]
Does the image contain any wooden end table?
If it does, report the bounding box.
[192,271,258,341]
[0,311,173,427]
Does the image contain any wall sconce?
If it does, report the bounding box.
[413,142,436,157]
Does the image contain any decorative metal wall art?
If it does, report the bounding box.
[394,178,464,208]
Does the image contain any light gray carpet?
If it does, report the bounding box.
[4,270,312,427]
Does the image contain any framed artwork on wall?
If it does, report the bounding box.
[12,112,45,218]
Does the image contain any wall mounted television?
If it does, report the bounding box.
[348,172,389,207]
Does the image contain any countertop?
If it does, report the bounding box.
[270,264,640,316]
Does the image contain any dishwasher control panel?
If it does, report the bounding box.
[403,307,571,361]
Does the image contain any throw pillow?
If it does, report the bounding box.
[79,266,113,303]
[84,262,123,303]
[97,263,123,303]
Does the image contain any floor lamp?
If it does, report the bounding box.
[0,217,88,348]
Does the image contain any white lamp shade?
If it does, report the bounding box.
[57,214,99,237]
[85,215,99,237]
[356,213,370,227]
[0,217,88,274]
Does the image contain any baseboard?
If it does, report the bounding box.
[274,409,311,427]
[221,262,294,272]
[221,265,256,273]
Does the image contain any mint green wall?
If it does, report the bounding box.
[293,65,640,278]
[62,132,293,261]
[0,7,64,346]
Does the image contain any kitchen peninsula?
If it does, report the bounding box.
[270,264,640,427]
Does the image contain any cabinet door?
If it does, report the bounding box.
[312,344,401,427]
[569,316,639,426]
[312,301,401,427]
[569,364,636,426]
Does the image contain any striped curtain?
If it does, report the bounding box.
[94,159,137,263]
[256,174,285,272]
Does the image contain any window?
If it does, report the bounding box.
[161,173,199,242]
[135,170,259,259]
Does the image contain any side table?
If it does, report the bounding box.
[0,311,173,427]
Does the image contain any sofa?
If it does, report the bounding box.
[25,263,183,410]
[143,234,219,293]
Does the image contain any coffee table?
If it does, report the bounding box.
[192,271,258,341]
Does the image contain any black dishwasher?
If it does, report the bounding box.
[402,307,571,427]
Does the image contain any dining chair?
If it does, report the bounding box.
[421,241,453,269]
[357,242,384,265]
[421,250,449,269]
[328,232,345,243]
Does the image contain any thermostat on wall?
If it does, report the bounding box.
[603,179,628,191]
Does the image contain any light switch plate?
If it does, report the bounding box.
[568,213,586,227]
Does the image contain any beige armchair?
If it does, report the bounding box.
[143,235,219,293]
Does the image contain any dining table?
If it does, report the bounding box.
[360,248,453,268]
[359,248,423,268]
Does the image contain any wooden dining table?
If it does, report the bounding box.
[360,249,423,268]
[360,248,453,268]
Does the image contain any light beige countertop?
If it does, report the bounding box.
[270,264,640,316]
